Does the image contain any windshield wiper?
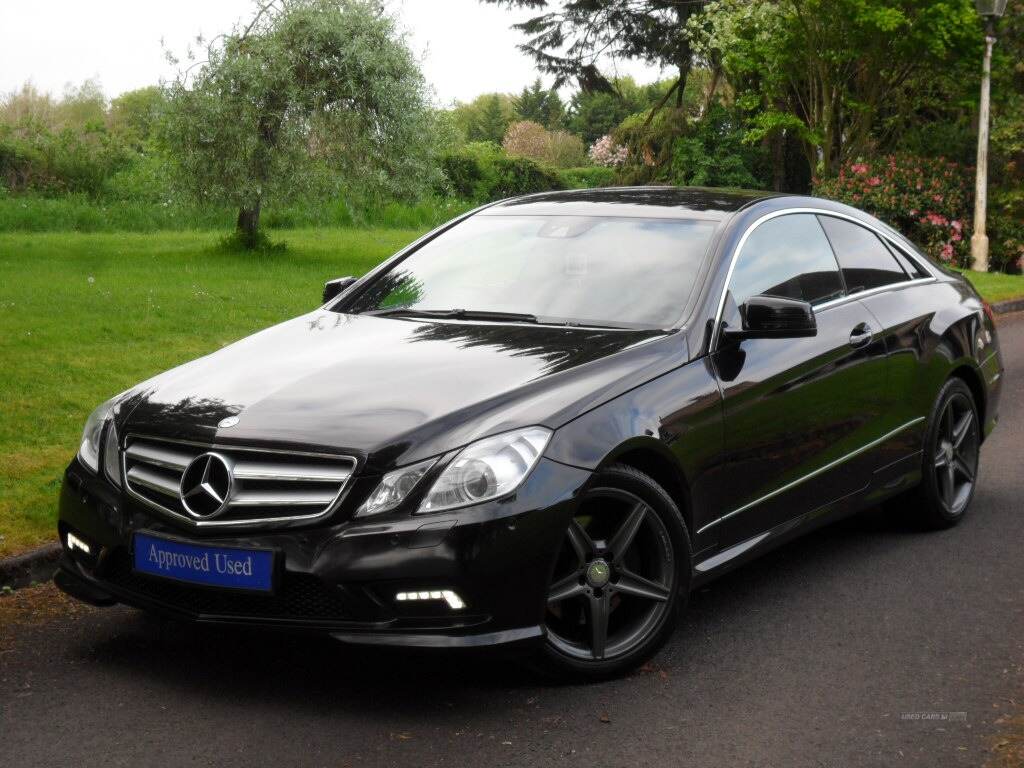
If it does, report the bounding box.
[366,307,539,324]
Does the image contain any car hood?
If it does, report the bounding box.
[118,311,685,472]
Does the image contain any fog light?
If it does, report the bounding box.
[66,531,92,556]
[395,589,466,610]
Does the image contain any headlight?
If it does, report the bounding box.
[103,421,122,487]
[354,458,435,517]
[78,398,116,473]
[418,427,551,513]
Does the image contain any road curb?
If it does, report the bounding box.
[0,542,61,590]
[992,297,1024,315]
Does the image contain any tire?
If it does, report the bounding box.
[897,377,981,529]
[535,464,691,681]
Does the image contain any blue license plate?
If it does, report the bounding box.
[133,532,275,592]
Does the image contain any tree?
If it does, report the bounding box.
[690,0,981,177]
[480,1,706,104]
[160,0,436,247]
[513,78,565,129]
[109,87,166,149]
[473,94,515,143]
[566,77,672,144]
[450,93,516,144]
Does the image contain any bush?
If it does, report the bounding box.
[439,151,484,198]
[437,141,564,201]
[0,190,472,233]
[488,154,564,198]
[668,105,768,190]
[0,122,134,196]
[612,104,769,189]
[816,154,972,268]
[503,120,587,168]
[990,190,1024,274]
[588,135,629,167]
[559,166,616,189]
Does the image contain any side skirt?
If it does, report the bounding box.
[690,458,920,589]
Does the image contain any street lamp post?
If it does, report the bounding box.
[971,0,1008,273]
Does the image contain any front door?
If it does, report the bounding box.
[707,213,889,548]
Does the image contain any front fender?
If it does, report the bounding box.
[546,356,724,541]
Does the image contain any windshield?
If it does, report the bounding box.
[344,215,717,328]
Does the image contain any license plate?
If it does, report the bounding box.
[133,532,275,593]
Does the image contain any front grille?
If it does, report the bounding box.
[100,549,376,625]
[122,435,356,527]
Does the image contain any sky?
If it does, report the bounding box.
[0,0,666,105]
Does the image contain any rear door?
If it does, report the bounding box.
[707,213,890,548]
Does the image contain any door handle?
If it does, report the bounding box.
[849,323,873,349]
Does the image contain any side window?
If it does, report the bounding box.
[729,214,844,307]
[819,216,909,293]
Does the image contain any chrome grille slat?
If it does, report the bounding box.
[122,435,356,528]
[126,465,181,498]
[229,490,337,507]
[124,443,193,472]
[232,461,352,483]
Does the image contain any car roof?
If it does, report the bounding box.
[478,186,779,221]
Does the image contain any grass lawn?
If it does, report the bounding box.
[0,227,426,556]
[1,229,1022,558]
[956,269,1024,304]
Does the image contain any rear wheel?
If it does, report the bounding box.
[898,378,981,529]
[537,464,690,680]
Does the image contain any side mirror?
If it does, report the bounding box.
[323,276,357,304]
[726,295,817,340]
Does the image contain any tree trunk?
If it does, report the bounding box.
[236,202,262,249]
[676,61,689,108]
[770,133,785,192]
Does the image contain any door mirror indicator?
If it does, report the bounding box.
[323,276,357,304]
[726,295,817,340]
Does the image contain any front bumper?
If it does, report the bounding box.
[56,456,592,648]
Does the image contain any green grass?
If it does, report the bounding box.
[1,228,1022,558]
[0,193,473,233]
[0,227,426,556]
[956,269,1024,304]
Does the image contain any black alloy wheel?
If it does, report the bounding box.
[899,377,981,529]
[539,464,690,680]
[932,389,980,517]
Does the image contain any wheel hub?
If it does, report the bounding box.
[585,559,611,588]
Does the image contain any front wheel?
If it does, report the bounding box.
[536,464,691,680]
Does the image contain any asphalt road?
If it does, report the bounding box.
[3,314,1023,768]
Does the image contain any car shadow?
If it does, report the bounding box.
[77,503,940,714]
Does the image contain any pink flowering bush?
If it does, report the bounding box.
[588,134,629,168]
[816,154,972,268]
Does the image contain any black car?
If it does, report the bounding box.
[56,187,1004,678]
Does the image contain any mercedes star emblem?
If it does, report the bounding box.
[179,452,233,518]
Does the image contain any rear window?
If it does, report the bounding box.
[818,216,909,293]
[884,240,930,279]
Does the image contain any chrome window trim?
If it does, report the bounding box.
[710,207,938,351]
[812,275,937,312]
[696,417,926,535]
[121,434,358,529]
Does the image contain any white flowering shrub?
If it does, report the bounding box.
[588,135,629,168]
